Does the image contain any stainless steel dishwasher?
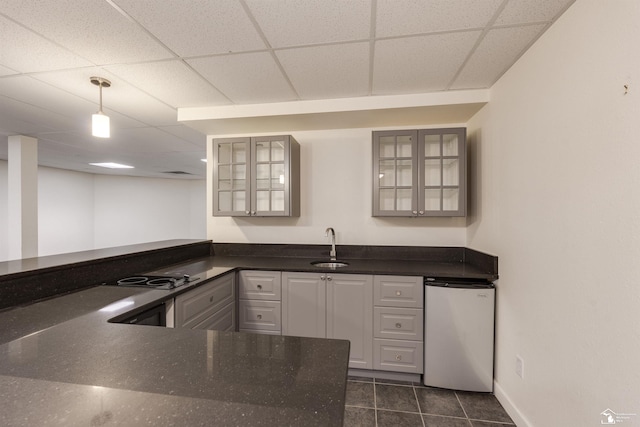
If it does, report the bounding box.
[423,278,495,392]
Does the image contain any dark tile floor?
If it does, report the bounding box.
[344,376,515,427]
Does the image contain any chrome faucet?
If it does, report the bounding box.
[325,227,337,261]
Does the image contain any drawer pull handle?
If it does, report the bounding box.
[395,323,402,329]
[396,291,401,296]
[395,355,402,361]
[326,276,332,281]
[257,314,262,320]
[257,285,262,290]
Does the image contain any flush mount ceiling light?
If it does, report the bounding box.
[89,162,133,169]
[90,76,111,138]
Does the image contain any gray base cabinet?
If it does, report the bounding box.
[253,271,422,374]
[282,272,373,370]
[282,272,326,338]
[373,275,424,374]
[327,274,373,370]
[174,273,236,332]
[238,271,282,334]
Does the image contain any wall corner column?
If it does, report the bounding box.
[8,135,38,260]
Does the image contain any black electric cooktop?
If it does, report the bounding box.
[107,274,196,290]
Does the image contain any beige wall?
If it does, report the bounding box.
[467,0,640,425]
[206,126,468,247]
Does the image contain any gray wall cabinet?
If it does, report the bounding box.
[212,135,300,217]
[372,128,466,217]
[174,273,236,332]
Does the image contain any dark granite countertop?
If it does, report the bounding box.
[152,242,498,282]
[0,285,350,426]
[0,239,209,278]
[0,240,498,426]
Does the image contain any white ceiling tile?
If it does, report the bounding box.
[187,52,298,104]
[376,0,503,37]
[158,125,206,147]
[276,43,370,100]
[451,25,546,89]
[244,0,371,47]
[35,139,205,178]
[0,16,92,73]
[0,96,70,134]
[0,75,97,124]
[495,0,575,25]
[0,65,17,76]
[112,127,202,154]
[33,69,178,127]
[0,0,173,64]
[113,0,267,56]
[134,151,207,177]
[373,31,481,95]
[105,60,230,108]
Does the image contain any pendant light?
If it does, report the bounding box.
[90,76,111,138]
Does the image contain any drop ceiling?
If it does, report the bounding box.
[0,0,575,179]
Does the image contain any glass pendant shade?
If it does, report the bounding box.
[92,112,110,138]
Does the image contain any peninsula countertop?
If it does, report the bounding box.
[0,284,350,426]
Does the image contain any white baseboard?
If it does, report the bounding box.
[494,381,532,427]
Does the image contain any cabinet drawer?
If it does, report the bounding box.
[374,307,423,341]
[374,339,424,374]
[374,276,423,308]
[192,301,235,332]
[239,300,281,332]
[175,274,235,328]
[239,271,282,300]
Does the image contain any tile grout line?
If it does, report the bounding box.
[373,380,378,427]
[468,419,516,425]
[412,385,426,427]
[345,404,376,410]
[454,391,471,420]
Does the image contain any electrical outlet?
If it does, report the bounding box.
[516,355,524,379]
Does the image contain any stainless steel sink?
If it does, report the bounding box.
[310,261,350,268]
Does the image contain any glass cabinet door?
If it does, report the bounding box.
[212,135,299,217]
[372,130,418,216]
[251,136,289,216]
[213,137,250,216]
[418,128,466,216]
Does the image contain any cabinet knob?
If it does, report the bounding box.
[326,276,332,281]
[320,275,325,281]
[257,284,262,290]
[251,211,256,216]
[419,210,424,215]
[396,290,402,296]
[245,211,250,215]
[395,323,402,329]
[257,314,262,320]
[412,210,418,215]
[395,355,402,361]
